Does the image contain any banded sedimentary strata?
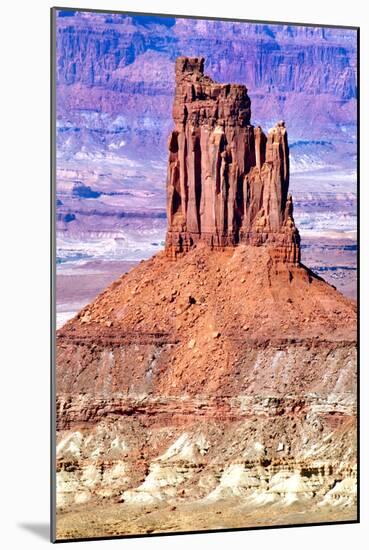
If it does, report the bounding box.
[55,58,357,539]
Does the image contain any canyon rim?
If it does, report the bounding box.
[53,10,358,542]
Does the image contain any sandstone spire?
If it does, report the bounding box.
[56,58,357,533]
[165,56,301,264]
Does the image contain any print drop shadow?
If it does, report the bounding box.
[18,523,49,541]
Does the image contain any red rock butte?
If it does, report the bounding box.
[55,56,357,538]
[165,56,300,264]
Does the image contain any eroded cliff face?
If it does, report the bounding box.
[55,56,357,539]
[55,14,358,305]
[165,58,300,264]
[55,246,356,538]
[56,14,357,147]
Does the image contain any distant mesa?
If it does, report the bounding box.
[60,212,76,223]
[72,183,101,199]
[165,56,300,264]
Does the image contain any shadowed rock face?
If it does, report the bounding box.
[165,57,301,264]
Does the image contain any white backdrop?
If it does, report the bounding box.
[1,0,367,547]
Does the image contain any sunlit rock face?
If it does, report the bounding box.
[56,239,357,536]
[55,13,357,310]
[165,57,300,264]
[54,16,357,539]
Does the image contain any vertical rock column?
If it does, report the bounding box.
[165,56,300,264]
